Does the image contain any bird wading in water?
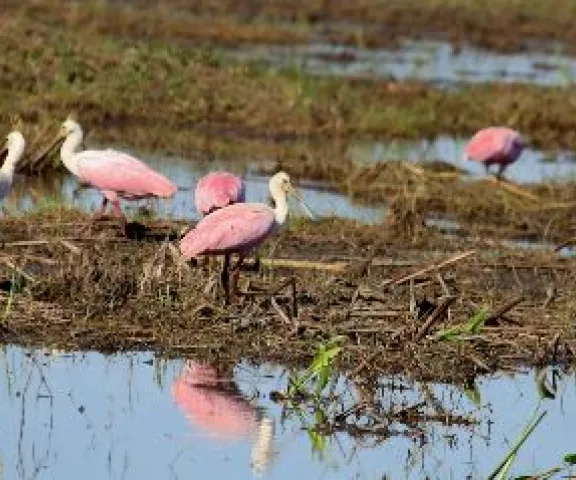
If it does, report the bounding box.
[43,118,177,235]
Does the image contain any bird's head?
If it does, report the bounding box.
[269,171,294,195]
[269,171,315,219]
[59,118,82,139]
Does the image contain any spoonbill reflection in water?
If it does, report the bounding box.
[172,362,274,475]
[44,118,177,235]
[180,171,313,303]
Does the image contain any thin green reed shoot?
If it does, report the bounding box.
[287,336,346,399]
[488,409,546,480]
[433,309,489,341]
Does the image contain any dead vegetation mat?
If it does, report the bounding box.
[0,212,573,384]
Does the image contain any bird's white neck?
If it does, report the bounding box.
[272,191,289,225]
[60,129,84,175]
[2,149,22,174]
[1,139,25,176]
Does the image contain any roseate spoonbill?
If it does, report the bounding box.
[0,131,25,201]
[179,171,312,303]
[44,119,177,234]
[464,127,526,178]
[195,171,245,215]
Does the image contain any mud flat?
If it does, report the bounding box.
[0,212,572,384]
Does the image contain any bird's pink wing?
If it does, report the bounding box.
[180,203,275,258]
[466,128,519,162]
[172,366,258,438]
[195,172,245,214]
[76,149,177,197]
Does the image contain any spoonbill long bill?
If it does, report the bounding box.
[464,127,526,179]
[195,171,245,215]
[45,119,177,234]
[0,131,26,202]
[179,171,313,304]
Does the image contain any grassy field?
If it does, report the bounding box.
[4,0,576,173]
[18,0,576,51]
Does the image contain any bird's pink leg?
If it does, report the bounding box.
[111,200,127,236]
[221,254,231,305]
[79,197,109,234]
[230,254,246,301]
[496,163,507,180]
[93,197,109,220]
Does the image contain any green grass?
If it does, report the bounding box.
[5,0,576,171]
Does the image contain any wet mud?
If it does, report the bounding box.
[0,212,573,384]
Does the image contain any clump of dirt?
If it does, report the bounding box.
[0,213,573,384]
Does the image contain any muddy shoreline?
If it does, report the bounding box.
[0,213,573,384]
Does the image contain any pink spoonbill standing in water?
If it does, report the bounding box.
[180,171,313,303]
[195,171,245,215]
[46,119,177,234]
[464,127,526,179]
[0,131,26,202]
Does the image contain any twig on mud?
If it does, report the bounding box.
[348,352,380,378]
[487,176,540,202]
[345,286,361,320]
[241,276,298,317]
[0,259,36,283]
[58,240,82,255]
[270,297,292,325]
[542,285,557,309]
[384,250,476,287]
[261,258,347,272]
[436,273,451,296]
[414,296,457,342]
[555,236,576,252]
[467,353,491,372]
[485,295,525,326]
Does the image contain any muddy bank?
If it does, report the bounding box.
[0,212,573,384]
[257,159,576,240]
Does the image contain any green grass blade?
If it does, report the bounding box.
[488,410,547,480]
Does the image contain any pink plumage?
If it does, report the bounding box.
[465,127,526,177]
[172,362,258,440]
[180,203,276,259]
[195,171,245,215]
[76,149,177,201]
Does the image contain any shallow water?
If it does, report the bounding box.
[349,135,576,184]
[7,154,383,224]
[1,346,574,480]
[228,40,576,87]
